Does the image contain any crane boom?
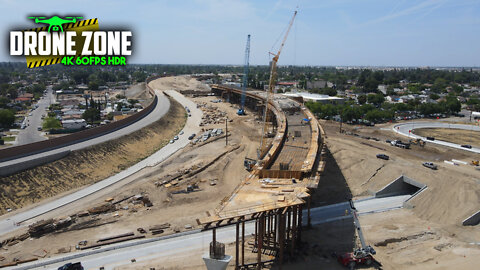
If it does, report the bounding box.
[349,200,376,258]
[238,34,251,116]
[259,10,297,158]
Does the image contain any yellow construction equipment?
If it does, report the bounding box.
[472,160,479,166]
[409,138,425,147]
[259,10,297,159]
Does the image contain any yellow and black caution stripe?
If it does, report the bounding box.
[25,18,99,68]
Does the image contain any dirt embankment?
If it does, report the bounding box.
[413,128,480,146]
[0,95,261,265]
[311,120,480,270]
[0,98,186,215]
[148,75,210,92]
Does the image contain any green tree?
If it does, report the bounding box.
[367,93,385,106]
[322,87,337,96]
[0,109,14,128]
[82,108,100,123]
[431,78,447,93]
[357,95,367,105]
[88,80,99,90]
[429,93,440,100]
[42,117,62,130]
[445,95,461,113]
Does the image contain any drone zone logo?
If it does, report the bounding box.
[9,15,132,68]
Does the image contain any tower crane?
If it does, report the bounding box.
[258,10,297,159]
[237,34,251,116]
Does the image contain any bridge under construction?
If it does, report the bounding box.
[199,84,326,269]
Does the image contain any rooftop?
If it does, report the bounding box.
[283,92,344,101]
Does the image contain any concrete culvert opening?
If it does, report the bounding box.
[462,211,480,226]
[375,175,426,200]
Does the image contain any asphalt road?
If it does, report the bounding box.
[0,90,204,236]
[12,195,411,270]
[0,89,169,166]
[15,86,55,145]
[393,121,480,153]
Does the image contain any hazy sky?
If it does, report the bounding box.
[1,0,479,67]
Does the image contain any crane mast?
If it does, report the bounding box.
[238,34,251,116]
[259,10,297,159]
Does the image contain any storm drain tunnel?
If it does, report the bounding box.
[375,175,426,200]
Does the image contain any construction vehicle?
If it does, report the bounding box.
[409,138,425,147]
[58,262,83,270]
[471,160,479,166]
[390,140,410,149]
[259,10,297,159]
[244,157,256,171]
[338,201,377,269]
[237,34,251,116]
[422,162,438,170]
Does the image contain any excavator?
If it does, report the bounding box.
[338,200,379,269]
[409,138,425,147]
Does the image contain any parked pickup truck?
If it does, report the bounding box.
[422,162,438,170]
[390,140,410,149]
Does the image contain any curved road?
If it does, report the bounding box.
[393,121,480,154]
[11,195,411,270]
[0,89,170,168]
[0,90,202,237]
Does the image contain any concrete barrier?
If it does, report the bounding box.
[0,150,70,177]
[0,77,161,163]
[462,210,480,226]
[375,175,426,198]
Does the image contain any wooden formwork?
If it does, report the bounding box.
[203,85,326,269]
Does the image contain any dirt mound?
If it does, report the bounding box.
[148,75,210,92]
[0,99,186,215]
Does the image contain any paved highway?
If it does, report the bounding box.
[393,121,480,154]
[15,86,55,145]
[0,88,169,166]
[0,90,202,237]
[10,195,410,270]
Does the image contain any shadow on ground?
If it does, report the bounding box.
[311,147,353,206]
[270,146,361,269]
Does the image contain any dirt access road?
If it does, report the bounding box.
[313,120,480,270]
[0,78,263,267]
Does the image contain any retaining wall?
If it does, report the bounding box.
[0,151,71,177]
[462,210,480,226]
[0,77,159,163]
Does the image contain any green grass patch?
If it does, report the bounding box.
[2,136,15,142]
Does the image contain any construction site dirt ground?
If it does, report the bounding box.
[0,83,265,266]
[123,119,480,270]
[413,128,480,146]
[2,74,479,269]
[306,120,480,270]
[122,118,480,270]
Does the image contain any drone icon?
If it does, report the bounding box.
[28,16,83,32]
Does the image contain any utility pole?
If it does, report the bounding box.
[339,108,343,133]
